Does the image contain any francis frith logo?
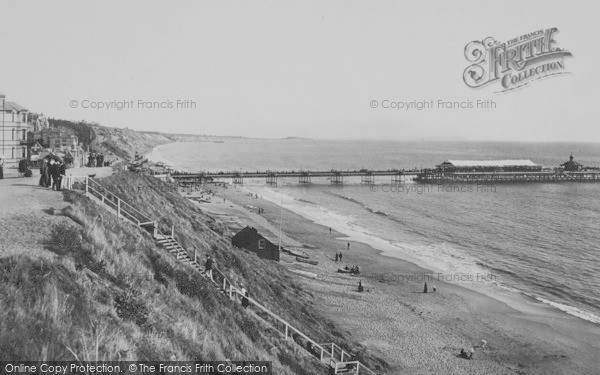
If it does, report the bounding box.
[463,28,572,92]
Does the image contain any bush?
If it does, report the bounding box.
[114,289,149,327]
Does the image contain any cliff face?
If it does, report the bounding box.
[91,125,243,161]
[45,118,243,162]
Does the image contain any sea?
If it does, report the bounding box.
[148,139,600,325]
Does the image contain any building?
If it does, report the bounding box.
[436,159,542,173]
[0,94,34,169]
[35,128,79,152]
[561,154,584,171]
[231,226,280,261]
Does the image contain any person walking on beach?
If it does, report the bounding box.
[335,253,339,262]
[423,282,428,293]
[339,252,343,262]
[329,227,332,234]
[347,242,350,250]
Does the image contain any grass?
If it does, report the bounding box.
[0,170,389,373]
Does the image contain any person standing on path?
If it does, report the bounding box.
[423,282,428,293]
[339,252,343,262]
[50,160,60,191]
[57,162,66,191]
[39,159,47,186]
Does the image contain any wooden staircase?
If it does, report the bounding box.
[64,175,377,374]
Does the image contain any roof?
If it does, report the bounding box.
[1,101,28,112]
[442,159,538,167]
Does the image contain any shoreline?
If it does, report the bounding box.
[187,181,600,374]
[145,142,600,373]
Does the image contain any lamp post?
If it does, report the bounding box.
[0,93,5,161]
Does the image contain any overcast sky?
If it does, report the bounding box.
[0,1,598,142]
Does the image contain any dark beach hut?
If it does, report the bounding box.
[231,226,280,261]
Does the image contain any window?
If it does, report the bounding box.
[21,147,26,158]
[258,239,266,250]
[11,129,15,140]
[22,130,26,140]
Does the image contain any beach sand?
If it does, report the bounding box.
[191,182,600,375]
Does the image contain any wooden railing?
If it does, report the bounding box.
[65,175,378,374]
[64,175,154,227]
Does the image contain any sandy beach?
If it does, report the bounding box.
[188,182,600,375]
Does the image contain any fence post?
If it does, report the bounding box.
[229,284,233,299]
[153,221,158,238]
[171,225,175,237]
[117,199,121,218]
[85,176,89,196]
[222,277,226,290]
[194,248,197,264]
[341,350,344,362]
[285,324,289,340]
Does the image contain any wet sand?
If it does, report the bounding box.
[190,182,600,375]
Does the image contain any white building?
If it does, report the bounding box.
[0,94,34,169]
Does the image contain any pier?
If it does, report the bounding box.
[415,170,600,183]
[168,156,600,186]
[171,169,420,186]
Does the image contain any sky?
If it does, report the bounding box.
[0,0,598,142]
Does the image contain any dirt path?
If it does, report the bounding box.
[0,167,114,258]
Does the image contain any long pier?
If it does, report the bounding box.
[171,169,421,185]
[169,168,600,186]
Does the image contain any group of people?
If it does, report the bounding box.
[39,158,66,191]
[334,251,343,261]
[342,265,360,274]
[87,152,106,168]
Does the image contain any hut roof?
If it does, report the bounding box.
[442,159,538,168]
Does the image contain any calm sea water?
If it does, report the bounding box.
[148,139,600,324]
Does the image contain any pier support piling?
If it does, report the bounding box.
[331,172,344,185]
[266,174,278,186]
[361,173,375,184]
[299,173,311,184]
[233,174,244,185]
